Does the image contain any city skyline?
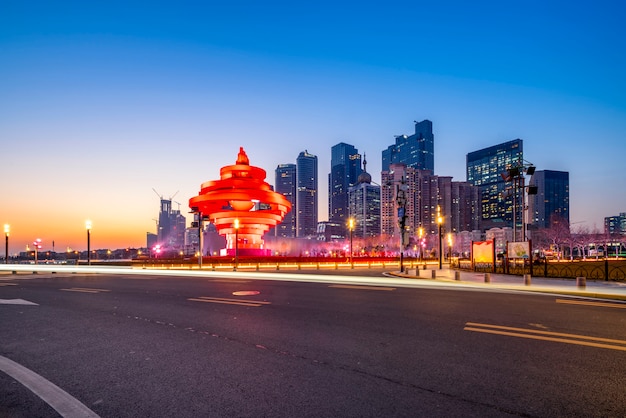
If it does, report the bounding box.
[2,1,625,251]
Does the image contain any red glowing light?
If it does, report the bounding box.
[189,147,292,256]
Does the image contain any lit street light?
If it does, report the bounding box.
[4,224,9,264]
[86,220,92,265]
[234,218,240,271]
[447,233,453,263]
[418,226,424,263]
[33,238,42,264]
[348,218,355,268]
[437,207,443,270]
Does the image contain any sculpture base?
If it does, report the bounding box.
[221,248,272,257]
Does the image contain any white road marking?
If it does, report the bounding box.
[0,299,38,305]
[0,355,100,417]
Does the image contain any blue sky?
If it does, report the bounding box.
[1,1,625,250]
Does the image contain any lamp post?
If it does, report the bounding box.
[85,220,92,266]
[437,208,443,270]
[418,227,424,263]
[4,224,9,264]
[447,233,453,263]
[33,238,42,264]
[348,218,355,267]
[234,218,240,270]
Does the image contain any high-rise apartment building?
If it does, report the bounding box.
[274,164,297,238]
[451,181,481,233]
[605,213,626,236]
[382,120,434,172]
[329,143,362,236]
[466,139,524,231]
[347,159,381,238]
[381,162,481,251]
[296,151,318,238]
[528,170,570,229]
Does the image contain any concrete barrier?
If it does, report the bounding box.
[576,276,586,289]
[524,274,531,286]
[484,273,491,283]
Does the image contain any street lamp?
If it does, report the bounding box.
[418,227,424,263]
[4,224,9,264]
[348,218,355,267]
[234,218,240,270]
[33,238,42,264]
[85,220,92,266]
[447,233,453,263]
[437,208,443,270]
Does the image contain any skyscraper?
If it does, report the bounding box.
[466,139,524,231]
[382,119,434,172]
[381,163,480,249]
[348,157,380,238]
[329,142,362,235]
[296,151,318,238]
[528,170,570,229]
[274,164,297,238]
[604,213,626,236]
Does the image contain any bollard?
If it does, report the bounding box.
[455,271,461,281]
[524,274,531,286]
[256,263,260,271]
[431,270,437,279]
[12,271,17,274]
[484,272,491,283]
[576,276,586,289]
[423,264,427,270]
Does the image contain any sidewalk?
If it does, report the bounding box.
[392,265,626,301]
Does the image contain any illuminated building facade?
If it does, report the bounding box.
[274,163,296,238]
[348,158,380,238]
[189,147,292,256]
[466,139,524,231]
[296,151,318,238]
[528,170,570,229]
[382,119,434,172]
[329,142,362,237]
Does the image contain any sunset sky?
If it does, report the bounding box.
[2,1,625,252]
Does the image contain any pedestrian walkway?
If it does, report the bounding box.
[392,265,626,301]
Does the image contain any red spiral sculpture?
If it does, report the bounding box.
[189,147,292,256]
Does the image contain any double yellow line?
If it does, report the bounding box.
[188,296,271,307]
[464,322,626,352]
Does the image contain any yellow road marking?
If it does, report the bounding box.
[465,322,626,352]
[329,284,396,291]
[188,296,270,307]
[556,299,626,309]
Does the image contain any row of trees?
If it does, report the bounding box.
[533,216,625,260]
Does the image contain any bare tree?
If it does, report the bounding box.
[543,215,570,260]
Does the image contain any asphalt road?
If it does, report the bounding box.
[1,272,625,417]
